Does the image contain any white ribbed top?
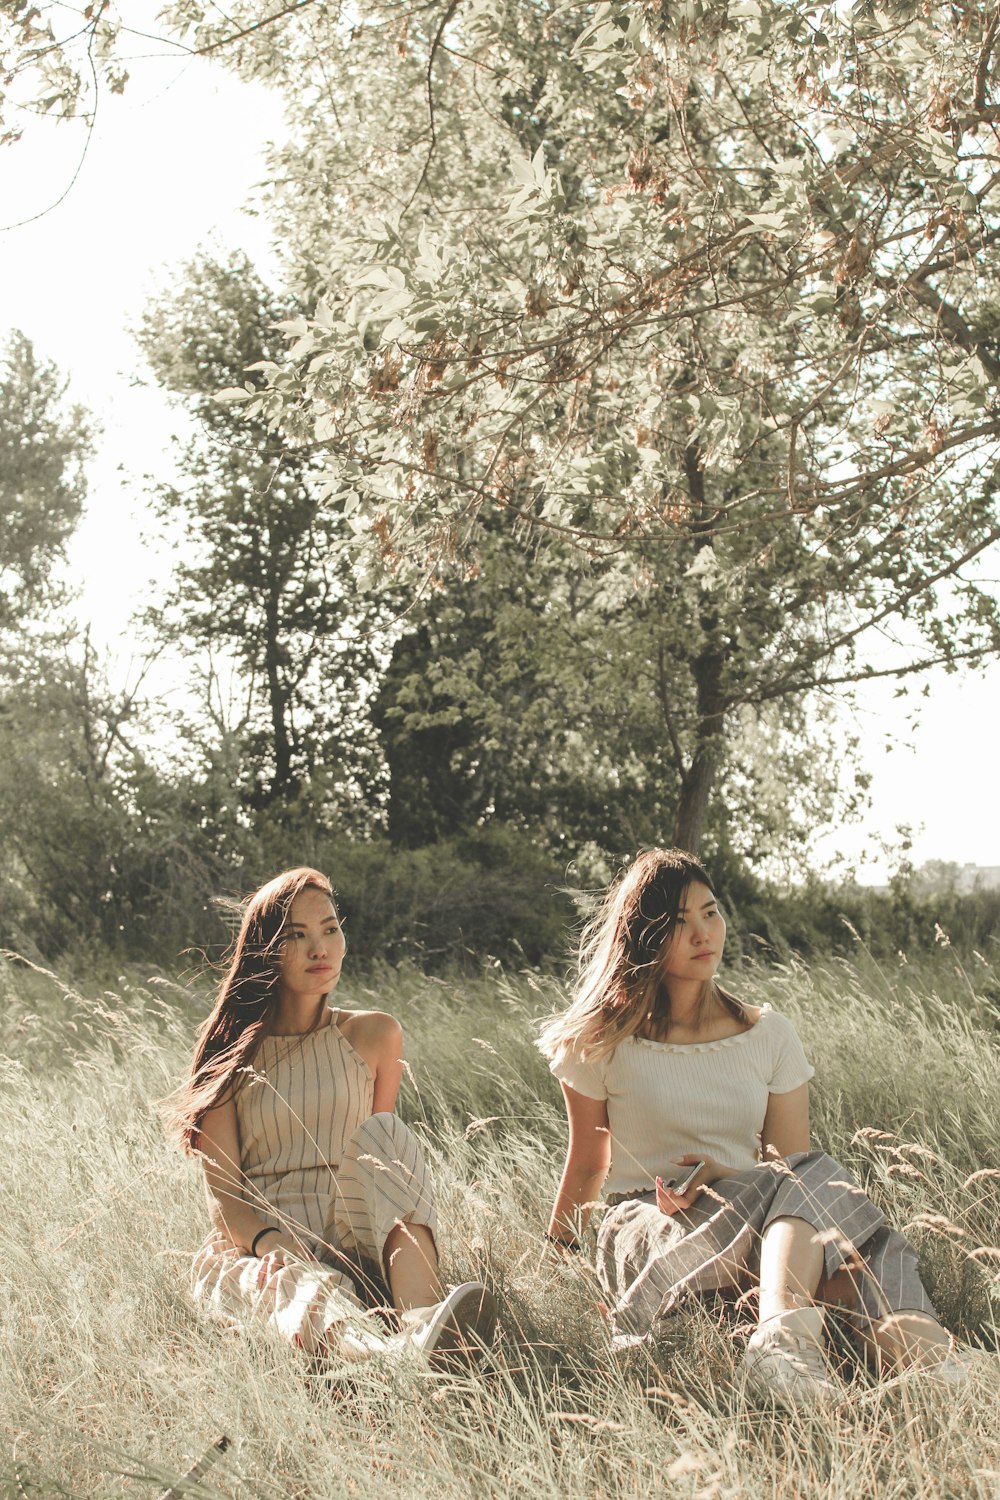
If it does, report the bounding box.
[235,1011,374,1242]
[550,1006,814,1198]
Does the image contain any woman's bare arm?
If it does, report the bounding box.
[547,1082,612,1245]
[760,1083,810,1162]
[196,1094,300,1255]
[339,1010,405,1113]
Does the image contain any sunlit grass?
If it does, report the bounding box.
[2,948,997,1497]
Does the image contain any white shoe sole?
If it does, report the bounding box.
[418,1282,497,1364]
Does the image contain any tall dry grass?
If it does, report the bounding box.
[2,947,997,1498]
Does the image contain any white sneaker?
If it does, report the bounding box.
[743,1322,844,1410]
[892,1346,976,1387]
[320,1312,395,1364]
[400,1282,497,1367]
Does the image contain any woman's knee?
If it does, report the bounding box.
[358,1109,417,1147]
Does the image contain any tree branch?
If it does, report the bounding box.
[656,641,688,777]
[974,5,1000,112]
[819,419,1000,501]
[746,641,997,702]
[736,527,1000,707]
[190,0,321,57]
[904,276,1000,382]
[403,0,461,211]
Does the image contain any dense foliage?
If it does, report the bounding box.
[137,254,389,818]
[203,0,1000,845]
[0,329,91,627]
[1,3,998,963]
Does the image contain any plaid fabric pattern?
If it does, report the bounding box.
[599,1150,936,1345]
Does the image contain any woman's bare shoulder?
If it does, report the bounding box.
[337,1008,403,1044]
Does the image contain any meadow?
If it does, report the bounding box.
[2,945,998,1499]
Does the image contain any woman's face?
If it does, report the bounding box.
[276,886,346,1003]
[658,880,726,984]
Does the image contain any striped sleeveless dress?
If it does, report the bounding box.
[191,1010,437,1351]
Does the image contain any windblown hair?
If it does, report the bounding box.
[169,867,335,1153]
[538,848,746,1064]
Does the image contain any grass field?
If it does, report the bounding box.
[2,946,998,1498]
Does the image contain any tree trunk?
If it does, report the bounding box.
[671,631,727,853]
[263,574,296,805]
[671,442,727,853]
[672,731,720,853]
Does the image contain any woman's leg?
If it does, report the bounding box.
[191,1231,389,1359]
[821,1248,954,1373]
[382,1220,443,1311]
[866,1312,953,1368]
[741,1214,846,1405]
[817,1222,964,1380]
[332,1111,439,1293]
[742,1153,890,1406]
[757,1214,826,1340]
[334,1112,495,1356]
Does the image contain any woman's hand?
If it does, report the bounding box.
[655,1155,729,1216]
[251,1230,318,1276]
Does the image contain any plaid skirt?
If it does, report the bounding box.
[598,1149,936,1346]
[191,1111,437,1353]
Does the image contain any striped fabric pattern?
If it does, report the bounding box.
[235,1019,375,1247]
[190,1017,438,1351]
[329,1109,437,1263]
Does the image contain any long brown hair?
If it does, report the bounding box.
[170,867,335,1152]
[538,848,745,1062]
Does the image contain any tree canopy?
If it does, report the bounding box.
[3,0,998,857]
[207,0,1000,846]
[137,253,389,822]
[0,330,92,628]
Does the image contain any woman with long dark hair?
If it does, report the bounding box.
[539,848,970,1407]
[170,867,494,1365]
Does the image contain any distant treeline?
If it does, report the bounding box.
[2,817,996,974]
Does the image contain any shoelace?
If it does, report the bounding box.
[750,1328,836,1385]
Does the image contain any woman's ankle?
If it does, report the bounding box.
[757,1303,826,1345]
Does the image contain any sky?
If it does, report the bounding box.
[1,16,997,884]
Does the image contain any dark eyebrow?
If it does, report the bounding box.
[678,899,718,913]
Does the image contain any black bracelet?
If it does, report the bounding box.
[544,1232,581,1254]
[251,1225,280,1257]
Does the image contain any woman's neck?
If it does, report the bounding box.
[637,979,712,1041]
[664,978,712,1031]
[271,993,332,1036]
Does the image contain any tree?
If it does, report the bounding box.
[374,519,862,864]
[0,330,92,628]
[0,0,128,146]
[0,634,166,953]
[370,529,648,850]
[198,0,1000,851]
[136,253,389,823]
[7,1,997,853]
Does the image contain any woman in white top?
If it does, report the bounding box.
[170,866,495,1367]
[539,848,968,1407]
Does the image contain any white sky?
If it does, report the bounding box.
[1,24,997,883]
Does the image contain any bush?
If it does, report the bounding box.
[729,877,1000,964]
[254,824,576,969]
